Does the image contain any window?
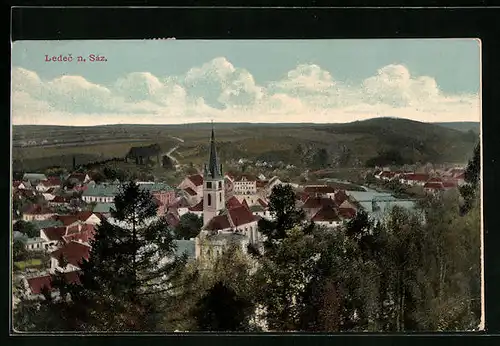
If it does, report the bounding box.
[207,182,212,189]
[208,194,212,206]
[218,182,222,189]
[219,193,222,202]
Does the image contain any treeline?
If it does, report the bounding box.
[13,145,481,332]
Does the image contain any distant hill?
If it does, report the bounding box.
[434,122,480,134]
[12,117,479,171]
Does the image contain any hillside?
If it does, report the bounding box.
[12,118,479,172]
[434,122,480,134]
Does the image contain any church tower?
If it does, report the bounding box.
[203,124,225,226]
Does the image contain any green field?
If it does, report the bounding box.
[14,259,43,271]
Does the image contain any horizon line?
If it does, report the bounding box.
[11,117,480,128]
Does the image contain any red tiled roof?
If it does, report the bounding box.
[27,270,81,295]
[184,187,197,196]
[311,205,341,222]
[241,198,250,210]
[406,173,430,182]
[205,214,232,231]
[188,174,204,187]
[424,182,444,190]
[50,241,91,267]
[427,177,443,183]
[225,196,242,210]
[42,227,67,241]
[76,211,97,222]
[188,199,204,212]
[228,206,257,227]
[339,208,356,219]
[302,196,336,210]
[304,185,336,194]
[334,190,348,205]
[50,195,69,203]
[13,181,22,188]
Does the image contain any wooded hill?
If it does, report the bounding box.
[12,118,479,172]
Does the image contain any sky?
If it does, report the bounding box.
[11,39,481,126]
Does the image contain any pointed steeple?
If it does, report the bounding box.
[205,121,222,179]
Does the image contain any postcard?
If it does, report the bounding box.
[10,38,482,333]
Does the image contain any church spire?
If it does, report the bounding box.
[205,121,222,179]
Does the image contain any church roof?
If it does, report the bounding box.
[204,126,223,180]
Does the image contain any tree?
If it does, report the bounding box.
[13,238,28,262]
[174,213,203,240]
[192,281,253,331]
[312,148,329,169]
[13,220,38,238]
[257,184,305,245]
[48,181,188,331]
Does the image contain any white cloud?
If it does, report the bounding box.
[10,59,480,126]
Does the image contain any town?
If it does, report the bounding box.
[12,125,469,309]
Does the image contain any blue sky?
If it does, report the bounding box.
[11,39,481,125]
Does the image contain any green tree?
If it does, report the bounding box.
[174,213,203,240]
[257,184,305,245]
[13,220,38,238]
[192,281,253,331]
[46,181,188,331]
[13,238,28,262]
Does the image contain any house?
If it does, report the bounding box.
[50,241,91,273]
[40,226,67,250]
[62,224,96,244]
[25,237,46,251]
[125,144,161,165]
[81,183,120,203]
[23,270,81,299]
[66,173,91,187]
[22,205,56,222]
[75,211,103,225]
[42,188,57,201]
[301,196,337,219]
[183,187,199,204]
[249,204,272,220]
[311,205,342,228]
[170,196,193,217]
[400,173,430,186]
[266,176,283,194]
[423,182,445,194]
[232,174,258,195]
[202,206,259,243]
[36,177,62,192]
[187,199,204,218]
[23,173,48,185]
[140,183,177,215]
[13,180,31,190]
[48,195,71,207]
[303,185,336,199]
[178,174,204,197]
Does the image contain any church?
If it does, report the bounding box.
[194,126,263,262]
